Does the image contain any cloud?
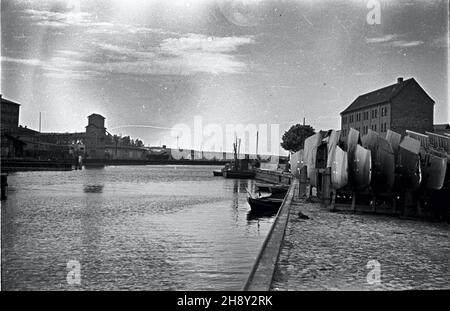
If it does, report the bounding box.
[2,33,255,77]
[1,56,44,66]
[160,33,254,54]
[23,9,91,27]
[15,7,256,76]
[158,33,255,74]
[366,34,424,48]
[22,8,176,36]
[1,55,100,80]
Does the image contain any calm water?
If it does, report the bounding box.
[1,165,276,290]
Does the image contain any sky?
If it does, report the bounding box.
[1,0,448,154]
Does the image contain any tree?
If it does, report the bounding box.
[280,124,315,153]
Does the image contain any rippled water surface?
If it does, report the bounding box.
[2,165,276,290]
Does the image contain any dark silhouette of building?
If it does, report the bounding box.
[1,95,20,132]
[340,77,435,139]
[434,123,450,137]
[85,113,106,159]
[1,96,22,158]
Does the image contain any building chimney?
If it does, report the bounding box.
[397,77,404,83]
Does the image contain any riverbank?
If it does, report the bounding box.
[271,198,450,290]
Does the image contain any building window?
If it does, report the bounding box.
[343,116,347,124]
[349,115,354,123]
[381,107,387,117]
[356,113,361,122]
[371,109,378,119]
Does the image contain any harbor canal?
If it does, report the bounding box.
[1,165,275,290]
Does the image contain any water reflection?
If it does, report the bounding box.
[83,185,104,193]
[247,209,278,222]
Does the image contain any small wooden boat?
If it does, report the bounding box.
[362,130,395,193]
[397,136,422,190]
[421,153,447,190]
[255,183,289,199]
[346,128,370,189]
[223,170,255,179]
[326,130,341,168]
[405,130,448,191]
[386,130,402,154]
[304,132,322,187]
[353,144,372,189]
[247,196,284,211]
[213,170,223,176]
[331,145,348,190]
[255,183,289,194]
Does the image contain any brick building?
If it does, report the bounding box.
[340,77,435,140]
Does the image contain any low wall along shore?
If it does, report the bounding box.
[243,178,298,291]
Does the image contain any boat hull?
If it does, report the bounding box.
[353,145,372,189]
[347,128,361,188]
[397,147,422,190]
[362,130,395,193]
[247,196,283,211]
[421,153,447,190]
[213,170,223,176]
[223,170,255,179]
[304,132,322,187]
[331,145,348,190]
[397,136,422,190]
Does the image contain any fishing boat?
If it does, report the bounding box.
[247,196,284,211]
[222,136,255,179]
[331,145,348,190]
[362,130,395,193]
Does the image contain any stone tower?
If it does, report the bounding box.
[85,113,106,159]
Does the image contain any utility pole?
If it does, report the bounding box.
[256,130,259,158]
[303,117,305,126]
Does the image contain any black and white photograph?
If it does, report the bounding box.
[0,0,449,296]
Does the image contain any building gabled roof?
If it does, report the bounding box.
[1,96,21,106]
[340,78,434,115]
